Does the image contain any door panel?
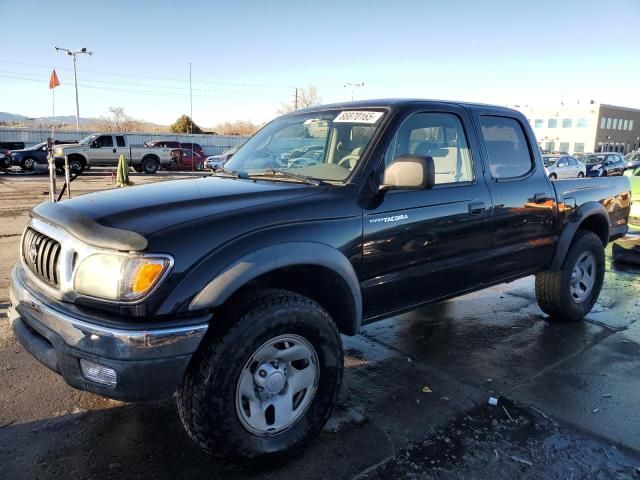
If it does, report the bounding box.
[91,135,115,165]
[361,108,493,320]
[473,110,556,277]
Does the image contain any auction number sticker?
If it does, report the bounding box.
[334,111,384,124]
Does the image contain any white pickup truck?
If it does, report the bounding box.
[54,134,177,174]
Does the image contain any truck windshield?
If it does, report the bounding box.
[224,109,386,182]
[78,134,99,145]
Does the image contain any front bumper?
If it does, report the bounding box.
[8,266,209,401]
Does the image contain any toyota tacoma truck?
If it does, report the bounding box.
[53,133,176,173]
[8,100,631,466]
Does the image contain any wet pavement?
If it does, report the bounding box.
[1,174,640,479]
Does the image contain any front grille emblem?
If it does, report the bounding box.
[29,243,39,265]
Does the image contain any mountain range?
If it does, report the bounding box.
[0,112,97,125]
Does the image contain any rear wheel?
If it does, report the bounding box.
[141,157,159,174]
[578,171,584,178]
[535,230,605,322]
[549,173,557,180]
[177,289,343,467]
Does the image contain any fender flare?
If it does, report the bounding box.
[549,201,610,271]
[188,242,363,332]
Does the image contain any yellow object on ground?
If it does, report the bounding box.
[116,154,132,188]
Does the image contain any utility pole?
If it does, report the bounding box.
[344,81,364,101]
[54,46,93,132]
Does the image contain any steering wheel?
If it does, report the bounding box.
[338,155,359,170]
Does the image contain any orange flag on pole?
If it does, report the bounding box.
[49,69,60,89]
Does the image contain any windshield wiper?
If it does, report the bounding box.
[210,167,249,179]
[250,168,325,186]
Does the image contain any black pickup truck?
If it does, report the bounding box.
[8,100,631,466]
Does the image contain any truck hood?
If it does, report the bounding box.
[58,177,325,236]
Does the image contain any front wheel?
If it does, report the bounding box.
[22,157,35,171]
[548,173,557,180]
[535,230,605,322]
[194,161,204,171]
[69,158,83,174]
[177,289,343,467]
[578,171,584,178]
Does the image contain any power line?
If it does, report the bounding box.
[0,71,279,98]
[0,60,294,89]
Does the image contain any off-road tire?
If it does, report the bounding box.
[535,230,605,322]
[142,157,159,174]
[177,289,343,468]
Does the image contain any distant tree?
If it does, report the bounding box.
[212,120,260,136]
[98,107,144,132]
[278,85,321,114]
[170,115,203,134]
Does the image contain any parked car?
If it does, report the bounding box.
[167,149,206,171]
[624,151,640,170]
[205,144,242,169]
[9,140,78,172]
[625,167,640,229]
[0,141,25,151]
[55,134,176,173]
[542,154,586,179]
[179,142,204,154]
[144,140,181,149]
[584,153,626,177]
[8,99,631,467]
[0,149,10,169]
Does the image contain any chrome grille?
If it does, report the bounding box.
[22,227,62,287]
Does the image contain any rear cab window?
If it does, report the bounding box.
[479,116,534,179]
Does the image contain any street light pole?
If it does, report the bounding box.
[54,46,93,132]
[344,82,364,101]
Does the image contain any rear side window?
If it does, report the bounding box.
[480,116,534,179]
[116,136,125,147]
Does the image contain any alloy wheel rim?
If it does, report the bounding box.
[236,334,319,436]
[24,158,34,169]
[570,251,596,303]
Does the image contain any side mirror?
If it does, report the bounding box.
[382,155,435,190]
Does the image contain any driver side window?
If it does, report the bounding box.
[384,112,475,185]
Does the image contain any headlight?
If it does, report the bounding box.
[74,254,172,301]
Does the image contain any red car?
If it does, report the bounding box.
[167,149,206,171]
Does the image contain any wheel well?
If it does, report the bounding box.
[229,265,358,336]
[68,153,86,165]
[577,214,608,245]
[142,154,159,163]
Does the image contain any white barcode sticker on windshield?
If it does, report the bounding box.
[334,111,383,124]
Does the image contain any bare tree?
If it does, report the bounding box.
[212,120,260,136]
[97,107,145,132]
[278,85,321,114]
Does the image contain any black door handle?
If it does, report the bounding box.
[468,202,486,215]
[534,192,550,203]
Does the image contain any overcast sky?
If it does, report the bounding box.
[1,0,639,127]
